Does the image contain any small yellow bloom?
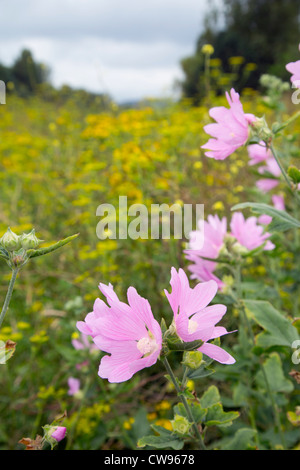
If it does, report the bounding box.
[202,44,214,56]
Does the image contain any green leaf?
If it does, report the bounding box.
[199,385,220,409]
[256,353,294,394]
[166,337,203,351]
[205,403,239,426]
[232,202,300,232]
[137,425,184,450]
[187,365,215,380]
[0,246,9,260]
[288,165,300,184]
[244,300,300,348]
[221,428,258,450]
[174,402,206,424]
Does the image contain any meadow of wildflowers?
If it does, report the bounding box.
[0,47,300,451]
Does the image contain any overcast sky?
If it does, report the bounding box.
[0,0,221,102]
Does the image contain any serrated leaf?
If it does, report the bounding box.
[244,300,299,348]
[221,428,258,450]
[204,403,239,426]
[174,402,206,424]
[199,385,220,409]
[138,425,184,450]
[256,353,294,394]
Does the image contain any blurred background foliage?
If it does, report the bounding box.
[180,0,300,103]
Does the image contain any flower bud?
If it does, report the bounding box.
[250,117,273,142]
[51,426,67,442]
[232,242,249,256]
[182,351,203,369]
[171,415,191,435]
[20,229,41,250]
[43,424,67,449]
[0,228,22,252]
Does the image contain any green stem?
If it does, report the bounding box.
[0,268,19,329]
[269,143,300,206]
[162,357,206,450]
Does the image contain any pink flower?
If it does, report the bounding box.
[256,157,281,193]
[247,141,271,166]
[202,88,256,160]
[51,426,67,442]
[68,377,81,396]
[185,215,227,289]
[164,268,235,365]
[258,195,285,226]
[272,194,285,211]
[185,213,275,288]
[77,283,162,383]
[230,212,275,251]
[286,44,300,88]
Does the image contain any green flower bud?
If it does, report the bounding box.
[20,229,41,250]
[250,117,273,142]
[232,242,249,256]
[288,166,300,185]
[171,415,191,435]
[182,351,203,369]
[0,228,22,252]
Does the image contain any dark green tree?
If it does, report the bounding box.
[11,49,50,95]
[180,0,300,102]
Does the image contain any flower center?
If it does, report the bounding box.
[137,334,157,357]
[188,319,198,334]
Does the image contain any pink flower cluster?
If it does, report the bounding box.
[247,142,281,193]
[185,213,274,289]
[77,269,235,383]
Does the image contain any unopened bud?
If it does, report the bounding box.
[182,351,203,369]
[0,228,22,252]
[232,242,249,256]
[250,117,273,142]
[20,229,41,250]
[43,425,67,449]
[171,415,191,435]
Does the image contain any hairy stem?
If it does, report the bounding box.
[0,268,19,330]
[162,357,206,450]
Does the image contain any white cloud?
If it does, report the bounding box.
[0,0,212,102]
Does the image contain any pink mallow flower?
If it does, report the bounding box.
[247,141,271,166]
[51,426,67,442]
[185,213,274,289]
[185,215,227,290]
[256,157,281,193]
[68,377,81,396]
[77,283,162,383]
[164,268,235,365]
[202,88,256,160]
[258,194,285,226]
[230,212,275,251]
[286,44,300,88]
